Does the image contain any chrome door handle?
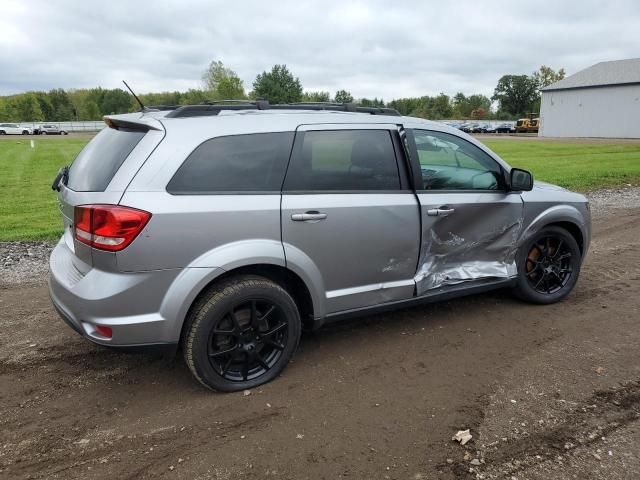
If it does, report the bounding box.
[291,212,328,222]
[426,207,455,217]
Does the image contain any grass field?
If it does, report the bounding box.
[1,136,639,241]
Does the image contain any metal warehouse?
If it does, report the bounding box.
[539,58,640,138]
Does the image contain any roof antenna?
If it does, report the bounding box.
[122,80,146,111]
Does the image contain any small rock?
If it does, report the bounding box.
[178,458,183,463]
[510,399,517,404]
[266,403,271,408]
[452,429,472,445]
[446,458,453,464]
[240,435,246,439]
[595,366,605,375]
[169,465,175,471]
[593,453,601,461]
[77,439,90,445]
[243,390,251,396]
[296,433,304,439]
[470,459,481,466]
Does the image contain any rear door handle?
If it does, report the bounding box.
[426,207,455,217]
[291,211,328,222]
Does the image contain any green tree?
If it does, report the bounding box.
[302,91,331,102]
[180,89,210,105]
[359,97,385,107]
[492,75,539,117]
[48,88,75,120]
[100,89,134,114]
[252,64,303,104]
[334,89,354,103]
[532,65,566,89]
[202,61,246,100]
[11,93,44,121]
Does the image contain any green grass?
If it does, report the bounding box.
[1,137,639,241]
[0,138,85,241]
[485,140,640,191]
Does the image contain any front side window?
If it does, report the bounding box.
[283,130,400,191]
[167,132,294,194]
[411,130,504,191]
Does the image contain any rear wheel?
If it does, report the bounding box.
[513,226,581,304]
[183,275,301,392]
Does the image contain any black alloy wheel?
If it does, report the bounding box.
[207,299,288,382]
[525,235,573,294]
[513,226,581,304]
[184,275,301,392]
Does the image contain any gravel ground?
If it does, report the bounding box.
[2,185,639,287]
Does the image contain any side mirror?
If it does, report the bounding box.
[509,168,533,191]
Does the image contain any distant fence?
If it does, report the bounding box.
[19,121,105,132]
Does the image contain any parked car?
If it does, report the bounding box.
[49,102,591,392]
[0,123,32,135]
[483,124,497,134]
[471,124,486,134]
[39,124,69,135]
[495,123,515,134]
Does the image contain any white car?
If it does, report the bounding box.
[0,123,32,135]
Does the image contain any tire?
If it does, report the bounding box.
[0,131,5,135]
[183,275,301,392]
[22,130,28,135]
[513,226,581,304]
[41,131,47,135]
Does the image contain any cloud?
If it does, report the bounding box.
[1,0,638,98]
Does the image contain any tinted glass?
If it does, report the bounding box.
[167,132,294,193]
[67,127,145,191]
[283,130,400,191]
[412,130,503,191]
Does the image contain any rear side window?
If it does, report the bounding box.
[283,130,400,191]
[167,132,294,194]
[67,127,145,191]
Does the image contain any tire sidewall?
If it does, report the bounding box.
[515,226,581,304]
[186,277,301,392]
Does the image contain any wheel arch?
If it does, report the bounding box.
[167,263,319,348]
[519,205,589,257]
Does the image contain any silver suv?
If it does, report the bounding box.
[49,102,591,391]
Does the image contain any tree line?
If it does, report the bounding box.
[0,62,564,122]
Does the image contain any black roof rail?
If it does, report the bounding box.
[164,100,400,118]
[144,105,182,111]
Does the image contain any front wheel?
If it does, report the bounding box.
[513,226,581,304]
[183,275,301,392]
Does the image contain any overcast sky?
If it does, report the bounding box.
[1,0,639,99]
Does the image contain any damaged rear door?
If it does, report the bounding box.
[406,129,524,295]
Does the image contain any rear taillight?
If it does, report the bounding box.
[74,205,151,252]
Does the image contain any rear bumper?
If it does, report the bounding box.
[48,238,183,347]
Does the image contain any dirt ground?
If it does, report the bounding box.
[1,204,640,479]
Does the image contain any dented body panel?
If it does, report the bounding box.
[415,192,523,294]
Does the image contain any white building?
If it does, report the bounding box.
[539,58,640,138]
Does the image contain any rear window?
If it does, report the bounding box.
[67,127,145,191]
[167,132,294,194]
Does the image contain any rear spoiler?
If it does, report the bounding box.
[103,115,163,132]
